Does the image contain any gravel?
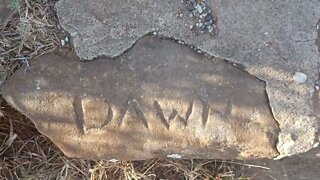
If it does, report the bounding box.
[184,0,217,35]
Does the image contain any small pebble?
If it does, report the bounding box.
[167,154,182,159]
[196,5,203,14]
[204,14,213,22]
[186,3,195,11]
[200,25,206,31]
[189,0,196,5]
[293,72,307,84]
[60,39,65,46]
[204,20,213,26]
[207,26,214,32]
[108,159,119,163]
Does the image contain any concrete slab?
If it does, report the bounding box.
[56,0,320,157]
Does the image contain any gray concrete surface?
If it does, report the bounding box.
[56,0,320,157]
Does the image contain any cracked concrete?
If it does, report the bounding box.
[55,0,320,157]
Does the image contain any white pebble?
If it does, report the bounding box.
[196,5,203,14]
[315,85,319,90]
[108,159,119,163]
[36,80,41,90]
[178,40,185,45]
[293,72,307,84]
[167,154,182,159]
[60,39,65,46]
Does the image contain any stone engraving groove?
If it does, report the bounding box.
[154,100,196,129]
[118,97,149,129]
[101,105,113,127]
[225,99,232,116]
[131,99,149,129]
[73,97,85,134]
[154,101,170,129]
[118,98,130,127]
[199,99,209,126]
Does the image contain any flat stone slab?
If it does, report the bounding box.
[1,37,279,160]
[56,0,320,157]
[0,0,11,24]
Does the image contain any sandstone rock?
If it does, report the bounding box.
[55,0,320,157]
[0,0,12,24]
[1,37,279,160]
[241,88,320,179]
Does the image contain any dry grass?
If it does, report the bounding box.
[0,0,260,179]
[0,0,62,86]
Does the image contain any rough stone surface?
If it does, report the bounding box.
[242,74,320,179]
[1,37,279,160]
[317,19,320,52]
[244,147,320,180]
[241,90,319,179]
[56,0,320,157]
[0,0,11,25]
